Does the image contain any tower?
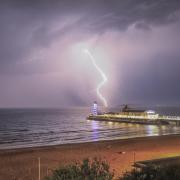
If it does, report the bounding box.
[92,101,98,116]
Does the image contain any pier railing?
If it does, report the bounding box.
[87,114,180,126]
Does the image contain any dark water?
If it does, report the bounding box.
[0,107,180,150]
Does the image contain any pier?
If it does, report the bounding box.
[88,102,180,126]
[87,114,180,126]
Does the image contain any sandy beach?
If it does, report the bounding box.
[0,135,180,180]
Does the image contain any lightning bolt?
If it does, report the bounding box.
[84,49,108,107]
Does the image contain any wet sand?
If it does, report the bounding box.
[0,135,180,180]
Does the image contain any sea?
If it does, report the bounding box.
[0,107,180,150]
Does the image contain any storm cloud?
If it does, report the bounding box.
[0,0,180,107]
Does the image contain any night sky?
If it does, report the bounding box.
[0,0,180,107]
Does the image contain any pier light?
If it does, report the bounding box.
[92,101,98,116]
[146,110,155,114]
[146,110,159,119]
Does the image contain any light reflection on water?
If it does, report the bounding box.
[0,108,179,149]
[146,125,159,136]
[91,120,99,140]
[88,119,180,142]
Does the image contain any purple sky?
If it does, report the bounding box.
[0,0,180,107]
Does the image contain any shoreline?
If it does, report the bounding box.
[0,133,180,153]
[0,134,180,179]
[0,133,180,155]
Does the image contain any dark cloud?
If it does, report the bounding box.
[0,0,180,107]
[0,0,180,68]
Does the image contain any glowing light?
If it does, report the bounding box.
[84,49,108,107]
[93,101,98,115]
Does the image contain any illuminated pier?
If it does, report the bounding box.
[87,104,180,126]
[87,114,180,126]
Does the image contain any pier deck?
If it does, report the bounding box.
[87,114,180,126]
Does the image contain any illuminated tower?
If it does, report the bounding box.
[92,101,98,116]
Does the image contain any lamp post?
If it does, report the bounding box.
[38,157,41,180]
